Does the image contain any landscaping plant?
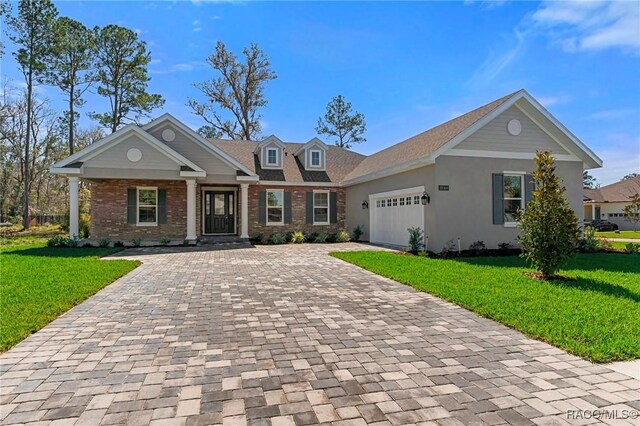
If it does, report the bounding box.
[269,232,287,244]
[334,230,351,243]
[131,237,142,247]
[622,193,640,231]
[159,237,171,246]
[314,232,328,243]
[352,225,364,242]
[407,227,424,254]
[468,240,486,256]
[517,151,580,279]
[578,226,599,253]
[98,238,111,248]
[290,231,305,244]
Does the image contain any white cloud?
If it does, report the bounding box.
[192,20,202,32]
[583,108,639,121]
[536,94,572,108]
[149,61,207,74]
[590,133,640,185]
[464,0,508,10]
[466,28,526,87]
[532,1,640,55]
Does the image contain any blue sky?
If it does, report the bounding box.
[2,0,639,184]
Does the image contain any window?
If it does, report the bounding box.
[400,198,405,206]
[392,198,398,206]
[137,187,157,226]
[313,191,329,224]
[413,195,420,205]
[503,174,524,224]
[381,199,386,207]
[266,189,284,225]
[310,150,321,167]
[376,200,380,208]
[266,148,278,166]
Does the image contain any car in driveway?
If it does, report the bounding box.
[588,219,619,231]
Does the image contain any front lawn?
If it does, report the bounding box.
[331,251,640,363]
[1,231,139,351]
[597,230,640,239]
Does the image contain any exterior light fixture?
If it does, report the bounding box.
[362,200,369,209]
[421,192,431,205]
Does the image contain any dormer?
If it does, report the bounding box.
[294,137,328,171]
[254,135,286,170]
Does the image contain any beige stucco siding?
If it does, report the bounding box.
[83,135,178,170]
[431,155,583,251]
[345,166,435,241]
[455,106,570,155]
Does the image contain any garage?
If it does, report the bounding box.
[369,186,425,247]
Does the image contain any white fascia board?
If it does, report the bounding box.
[254,134,286,154]
[443,149,581,162]
[293,138,327,157]
[50,166,82,175]
[256,181,340,187]
[143,113,258,177]
[368,185,425,200]
[180,170,207,178]
[236,175,259,182]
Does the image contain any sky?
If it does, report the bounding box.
[1,0,639,185]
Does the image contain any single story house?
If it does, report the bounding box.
[51,89,602,251]
[584,177,640,230]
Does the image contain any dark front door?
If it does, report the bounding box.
[204,191,235,234]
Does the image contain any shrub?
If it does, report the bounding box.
[159,237,171,246]
[82,242,93,248]
[441,239,457,257]
[517,151,580,279]
[577,226,599,253]
[132,237,142,247]
[98,238,111,248]
[314,232,328,243]
[65,237,78,248]
[46,235,67,248]
[407,227,424,254]
[624,243,640,254]
[290,231,305,244]
[468,240,486,256]
[598,239,613,251]
[270,233,287,244]
[334,230,351,243]
[113,241,124,248]
[352,225,364,242]
[79,212,91,239]
[498,242,513,251]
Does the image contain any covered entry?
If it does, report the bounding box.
[369,186,425,247]
[203,190,236,234]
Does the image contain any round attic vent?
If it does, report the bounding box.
[162,129,176,142]
[127,148,142,162]
[507,119,522,136]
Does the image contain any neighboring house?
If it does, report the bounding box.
[51,89,602,250]
[584,177,640,230]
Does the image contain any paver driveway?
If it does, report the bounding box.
[1,243,638,426]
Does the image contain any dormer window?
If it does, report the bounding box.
[266,148,278,166]
[310,150,321,167]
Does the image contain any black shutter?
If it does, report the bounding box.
[524,174,534,206]
[330,191,338,224]
[492,174,504,225]
[284,191,292,224]
[306,192,313,224]
[127,188,137,224]
[258,191,266,225]
[158,189,167,224]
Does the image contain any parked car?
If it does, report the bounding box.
[588,219,619,232]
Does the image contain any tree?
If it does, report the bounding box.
[623,173,640,180]
[623,194,640,231]
[316,95,366,149]
[197,125,220,139]
[6,0,58,229]
[0,1,11,57]
[91,24,163,133]
[43,17,96,155]
[188,41,277,140]
[583,170,597,189]
[517,151,580,279]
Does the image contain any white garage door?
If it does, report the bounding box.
[369,186,425,247]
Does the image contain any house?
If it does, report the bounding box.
[51,89,602,251]
[584,177,640,230]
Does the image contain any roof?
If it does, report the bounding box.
[210,139,366,183]
[584,177,640,203]
[343,91,520,182]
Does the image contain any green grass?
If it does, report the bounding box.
[330,251,640,363]
[596,230,640,239]
[1,228,139,351]
[607,241,631,250]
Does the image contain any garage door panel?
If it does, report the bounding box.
[370,191,424,247]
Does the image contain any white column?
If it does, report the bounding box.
[68,177,79,239]
[240,183,249,239]
[186,179,197,241]
[591,204,596,220]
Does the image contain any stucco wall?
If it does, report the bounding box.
[585,202,637,230]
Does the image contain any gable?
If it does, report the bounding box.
[145,123,237,176]
[454,105,571,156]
[83,134,179,170]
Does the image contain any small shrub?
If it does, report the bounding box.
[82,242,93,248]
[598,239,613,251]
[159,237,171,246]
[441,239,457,257]
[270,233,287,244]
[468,240,486,256]
[352,225,364,242]
[65,237,78,248]
[417,250,427,257]
[260,234,270,245]
[113,240,124,248]
[334,230,351,243]
[314,232,328,243]
[577,226,599,253]
[304,231,317,242]
[624,242,640,254]
[46,235,67,248]
[98,238,111,248]
[132,237,142,247]
[407,227,424,254]
[290,231,305,244]
[498,242,513,251]
[79,212,91,239]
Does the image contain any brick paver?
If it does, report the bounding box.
[1,243,638,425]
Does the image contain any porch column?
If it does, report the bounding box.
[591,204,596,220]
[186,179,197,241]
[68,176,79,238]
[240,183,249,239]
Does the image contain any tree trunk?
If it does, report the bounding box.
[23,68,32,230]
[69,83,74,155]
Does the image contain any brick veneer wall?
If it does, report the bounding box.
[247,185,346,238]
[91,179,187,240]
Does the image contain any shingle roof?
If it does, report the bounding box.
[343,91,521,182]
[209,139,366,183]
[584,177,640,203]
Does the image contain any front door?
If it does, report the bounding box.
[204,191,235,234]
